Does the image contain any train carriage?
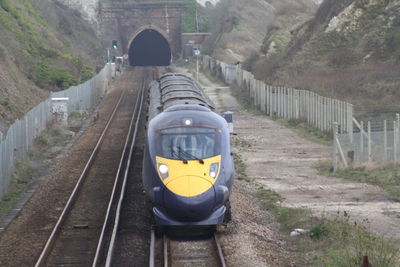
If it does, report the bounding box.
[143,73,234,225]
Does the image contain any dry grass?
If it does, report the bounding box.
[317,161,400,201]
[256,185,400,267]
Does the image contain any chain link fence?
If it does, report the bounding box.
[0,63,115,198]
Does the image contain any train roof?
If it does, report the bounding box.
[158,73,215,111]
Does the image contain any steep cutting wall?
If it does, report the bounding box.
[59,0,99,26]
[0,0,102,127]
[251,0,400,113]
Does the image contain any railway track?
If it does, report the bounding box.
[96,66,161,266]
[34,68,149,267]
[149,228,227,267]
[33,66,228,266]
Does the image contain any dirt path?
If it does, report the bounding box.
[193,71,400,246]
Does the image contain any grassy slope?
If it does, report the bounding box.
[203,0,274,64]
[0,0,102,127]
[252,0,400,114]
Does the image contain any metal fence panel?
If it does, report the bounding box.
[0,64,112,198]
[201,55,353,135]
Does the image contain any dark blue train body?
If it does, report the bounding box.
[142,73,234,225]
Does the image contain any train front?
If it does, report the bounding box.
[143,105,234,225]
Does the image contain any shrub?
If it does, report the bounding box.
[36,61,78,90]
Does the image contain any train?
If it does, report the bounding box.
[142,73,235,226]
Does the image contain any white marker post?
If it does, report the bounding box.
[51,97,69,126]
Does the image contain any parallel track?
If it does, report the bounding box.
[34,68,147,267]
[97,66,161,266]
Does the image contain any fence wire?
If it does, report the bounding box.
[338,118,400,165]
[0,63,114,198]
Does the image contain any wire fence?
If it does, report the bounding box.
[336,116,400,166]
[201,55,353,135]
[0,63,115,198]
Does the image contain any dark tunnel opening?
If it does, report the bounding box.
[129,29,171,66]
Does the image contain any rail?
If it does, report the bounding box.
[150,229,226,267]
[0,64,114,199]
[34,89,124,266]
[93,74,146,267]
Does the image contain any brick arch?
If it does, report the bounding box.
[128,25,171,52]
[128,27,172,66]
[100,2,185,60]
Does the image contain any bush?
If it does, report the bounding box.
[36,61,78,90]
[80,65,94,82]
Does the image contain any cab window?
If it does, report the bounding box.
[158,127,219,160]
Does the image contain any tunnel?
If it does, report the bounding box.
[129,29,171,66]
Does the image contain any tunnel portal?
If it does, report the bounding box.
[129,29,171,66]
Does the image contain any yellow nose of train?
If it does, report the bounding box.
[156,155,221,197]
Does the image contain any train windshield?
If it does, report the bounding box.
[158,127,220,160]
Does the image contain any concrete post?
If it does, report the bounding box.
[368,121,372,162]
[348,103,353,144]
[333,122,339,172]
[360,121,364,156]
[295,90,299,120]
[394,121,398,163]
[384,120,387,161]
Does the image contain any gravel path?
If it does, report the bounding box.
[174,67,306,266]
[197,72,400,248]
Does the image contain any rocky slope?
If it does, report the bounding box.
[251,0,400,113]
[0,0,103,129]
[203,0,317,64]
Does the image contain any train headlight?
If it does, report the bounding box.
[158,164,169,179]
[209,163,219,178]
[183,118,192,126]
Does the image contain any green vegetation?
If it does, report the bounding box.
[182,0,197,32]
[318,162,400,201]
[257,186,311,230]
[0,0,97,98]
[232,152,251,183]
[256,181,400,266]
[250,0,400,114]
[36,60,77,89]
[0,161,38,217]
[81,66,95,83]
[181,0,210,33]
[0,128,72,217]
[230,123,399,266]
[34,56,94,90]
